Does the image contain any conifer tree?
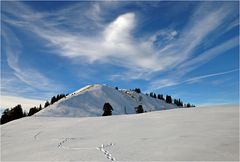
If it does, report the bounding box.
[153,93,156,98]
[102,102,113,116]
[134,88,141,93]
[150,92,154,98]
[1,109,10,124]
[135,105,144,113]
[51,96,57,104]
[166,95,172,104]
[28,107,39,116]
[44,101,50,108]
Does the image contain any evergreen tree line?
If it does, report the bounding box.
[1,93,68,124]
[28,105,42,116]
[44,93,67,108]
[145,91,194,107]
[1,105,26,124]
[1,104,43,124]
[145,92,175,104]
[134,88,141,93]
[185,103,196,108]
[173,98,183,107]
[117,87,195,108]
[28,93,67,117]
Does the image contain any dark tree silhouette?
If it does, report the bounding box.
[186,103,195,107]
[135,105,144,113]
[153,93,157,98]
[150,92,154,98]
[44,101,50,108]
[1,109,10,124]
[28,106,42,116]
[50,94,66,105]
[12,105,23,120]
[1,105,24,124]
[174,99,183,107]
[51,96,57,104]
[102,102,113,116]
[166,95,172,104]
[134,88,141,93]
[157,94,164,100]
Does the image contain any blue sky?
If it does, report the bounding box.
[1,1,239,110]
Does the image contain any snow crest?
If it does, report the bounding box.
[36,84,177,117]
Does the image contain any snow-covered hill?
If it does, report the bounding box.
[1,105,238,161]
[36,84,177,117]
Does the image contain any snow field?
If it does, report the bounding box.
[1,105,239,161]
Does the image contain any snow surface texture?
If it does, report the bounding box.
[36,84,177,117]
[1,105,239,161]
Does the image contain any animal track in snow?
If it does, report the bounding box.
[57,138,95,150]
[57,138,75,148]
[96,143,116,161]
[34,131,41,140]
[57,139,116,161]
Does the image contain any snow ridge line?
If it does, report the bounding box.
[96,143,116,161]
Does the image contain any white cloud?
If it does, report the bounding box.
[104,13,135,43]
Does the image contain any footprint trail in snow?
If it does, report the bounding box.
[34,131,41,140]
[57,138,75,148]
[96,143,116,161]
[57,138,116,161]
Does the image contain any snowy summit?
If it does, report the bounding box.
[36,84,177,117]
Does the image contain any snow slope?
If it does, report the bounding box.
[36,84,177,117]
[1,105,239,161]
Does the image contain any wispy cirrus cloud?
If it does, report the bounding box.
[2,27,63,91]
[148,68,239,91]
[2,1,238,81]
[176,36,239,76]
[1,26,64,110]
